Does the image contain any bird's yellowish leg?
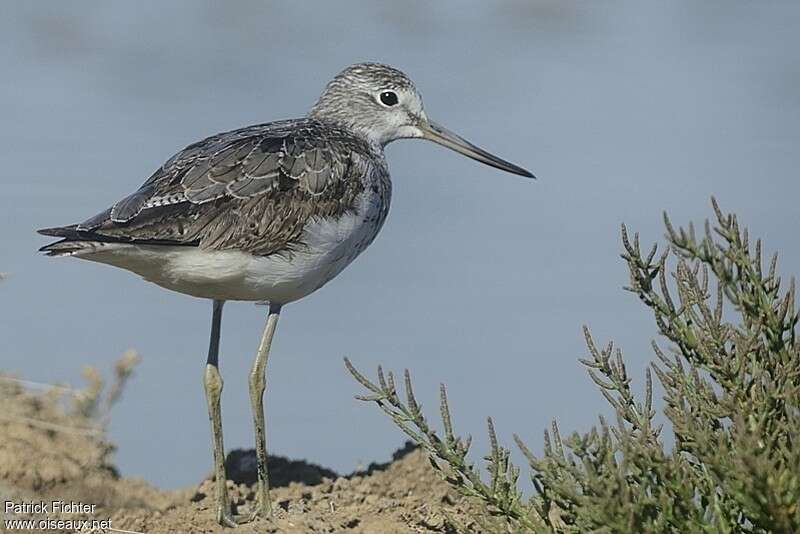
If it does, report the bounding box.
[203,300,238,528]
[247,303,282,520]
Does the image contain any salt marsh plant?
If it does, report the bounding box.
[72,349,140,427]
[347,199,799,533]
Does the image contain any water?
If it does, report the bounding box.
[1,1,798,489]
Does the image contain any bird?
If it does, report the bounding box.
[38,62,534,527]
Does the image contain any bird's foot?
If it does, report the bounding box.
[215,506,240,528]
[246,509,272,523]
[246,498,273,523]
[213,501,271,527]
[216,508,266,528]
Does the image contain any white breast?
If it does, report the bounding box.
[237,188,386,302]
[75,187,388,304]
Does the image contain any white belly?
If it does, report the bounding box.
[74,192,387,303]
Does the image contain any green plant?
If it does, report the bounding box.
[72,349,140,427]
[347,199,799,533]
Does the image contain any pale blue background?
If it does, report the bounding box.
[1,2,798,488]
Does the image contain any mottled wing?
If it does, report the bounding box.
[73,120,370,256]
[181,136,278,203]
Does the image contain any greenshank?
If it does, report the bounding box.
[38,62,533,527]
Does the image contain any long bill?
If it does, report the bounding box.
[418,120,535,178]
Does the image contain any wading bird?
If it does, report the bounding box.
[38,63,533,527]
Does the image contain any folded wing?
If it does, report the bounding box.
[40,119,372,257]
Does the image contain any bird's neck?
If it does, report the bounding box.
[307,114,387,153]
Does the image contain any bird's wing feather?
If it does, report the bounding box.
[69,120,373,256]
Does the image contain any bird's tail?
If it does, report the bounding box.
[37,225,106,257]
[39,240,111,257]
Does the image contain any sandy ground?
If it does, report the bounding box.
[0,374,493,534]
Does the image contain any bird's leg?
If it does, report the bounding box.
[203,300,238,528]
[247,302,282,520]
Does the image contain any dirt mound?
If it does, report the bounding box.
[0,374,489,533]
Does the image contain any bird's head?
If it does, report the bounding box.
[309,62,534,178]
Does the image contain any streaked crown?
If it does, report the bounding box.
[309,63,427,146]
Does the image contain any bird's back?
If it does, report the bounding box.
[39,118,393,302]
[40,119,387,256]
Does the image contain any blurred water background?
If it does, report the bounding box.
[1,1,798,488]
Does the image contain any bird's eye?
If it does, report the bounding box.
[379,91,399,107]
